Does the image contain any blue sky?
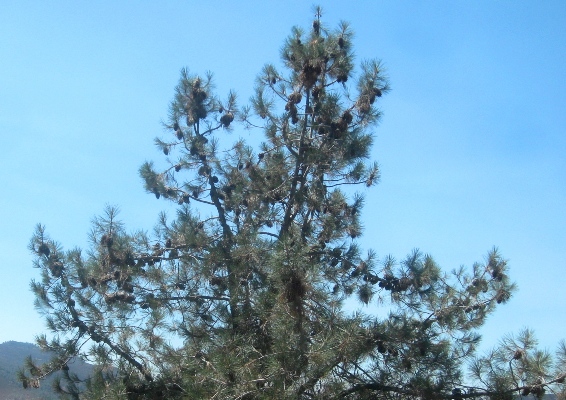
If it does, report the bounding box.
[1,1,564,358]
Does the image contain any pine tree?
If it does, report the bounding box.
[21,8,566,400]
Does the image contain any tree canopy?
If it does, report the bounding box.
[21,8,566,400]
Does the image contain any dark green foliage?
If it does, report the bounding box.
[22,8,565,400]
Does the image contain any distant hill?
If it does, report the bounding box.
[0,341,94,400]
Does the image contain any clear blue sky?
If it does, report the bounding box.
[1,1,564,357]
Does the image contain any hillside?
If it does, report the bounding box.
[0,341,93,400]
